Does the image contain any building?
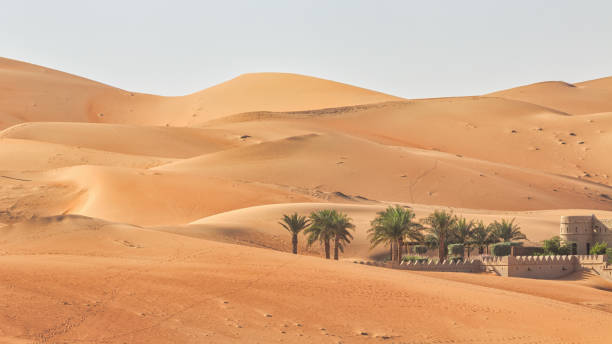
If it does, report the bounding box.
[560,215,612,254]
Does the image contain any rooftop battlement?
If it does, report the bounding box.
[560,215,593,224]
[510,255,574,264]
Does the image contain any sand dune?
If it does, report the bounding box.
[43,165,315,226]
[1,216,611,343]
[157,131,612,211]
[578,76,612,91]
[488,78,612,115]
[0,122,242,159]
[0,57,125,127]
[181,73,404,122]
[206,97,612,186]
[2,57,612,343]
[0,58,402,129]
[0,138,172,171]
[314,98,612,186]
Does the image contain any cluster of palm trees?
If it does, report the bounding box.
[279,210,355,260]
[279,206,527,263]
[402,209,526,264]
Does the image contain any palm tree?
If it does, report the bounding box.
[304,209,336,259]
[368,206,422,264]
[279,213,310,254]
[331,211,355,260]
[490,218,526,242]
[452,216,474,257]
[470,221,491,255]
[422,210,457,262]
[485,223,501,254]
[402,215,424,257]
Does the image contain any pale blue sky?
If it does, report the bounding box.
[1,0,611,98]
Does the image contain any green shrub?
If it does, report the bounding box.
[517,247,545,256]
[448,244,464,257]
[491,242,522,256]
[402,255,429,263]
[607,248,612,263]
[492,243,511,256]
[590,241,608,255]
[414,245,428,255]
[542,236,572,255]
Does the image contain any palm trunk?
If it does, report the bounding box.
[396,238,403,264]
[438,234,445,262]
[324,239,331,259]
[292,234,298,254]
[333,236,340,260]
[390,241,394,262]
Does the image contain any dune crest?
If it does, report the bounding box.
[488,77,612,114]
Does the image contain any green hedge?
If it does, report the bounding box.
[448,244,464,257]
[491,242,522,256]
[414,245,428,255]
[402,255,429,263]
[542,236,572,255]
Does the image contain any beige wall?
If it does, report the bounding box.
[357,254,612,282]
[482,255,608,280]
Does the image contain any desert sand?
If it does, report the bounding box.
[1,57,612,343]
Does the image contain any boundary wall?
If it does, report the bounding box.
[355,254,611,281]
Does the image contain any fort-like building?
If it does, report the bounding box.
[560,215,612,254]
[357,215,612,281]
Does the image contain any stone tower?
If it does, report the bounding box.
[560,216,594,255]
[560,215,612,255]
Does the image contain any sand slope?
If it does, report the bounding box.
[41,165,316,226]
[0,138,171,171]
[157,131,612,211]
[208,98,612,186]
[1,216,611,343]
[0,122,242,158]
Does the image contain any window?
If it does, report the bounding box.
[571,243,577,255]
[586,243,591,254]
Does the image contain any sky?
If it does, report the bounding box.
[1,0,611,98]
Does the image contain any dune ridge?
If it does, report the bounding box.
[488,77,612,115]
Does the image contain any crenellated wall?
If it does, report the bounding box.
[506,255,575,279]
[601,264,612,282]
[480,254,610,280]
[354,254,612,282]
[397,259,482,273]
[354,259,482,273]
[481,256,509,276]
